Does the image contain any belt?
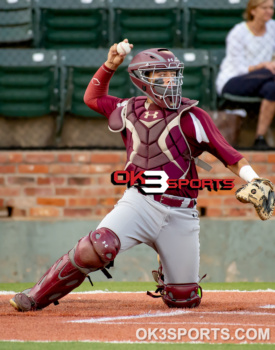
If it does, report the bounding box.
[135,187,196,208]
[153,194,197,208]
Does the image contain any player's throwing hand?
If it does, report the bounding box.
[105,39,133,71]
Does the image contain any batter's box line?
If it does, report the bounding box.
[93,321,275,327]
[69,309,275,324]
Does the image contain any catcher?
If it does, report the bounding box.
[10,40,274,312]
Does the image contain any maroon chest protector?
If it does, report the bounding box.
[109,96,198,180]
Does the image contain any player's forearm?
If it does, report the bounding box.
[104,60,120,71]
[227,157,249,176]
[83,64,115,109]
[227,158,259,182]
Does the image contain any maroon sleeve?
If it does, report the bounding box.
[83,64,128,118]
[182,107,243,166]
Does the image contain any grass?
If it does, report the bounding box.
[1,281,275,293]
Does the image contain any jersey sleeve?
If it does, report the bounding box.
[183,106,243,166]
[83,64,128,118]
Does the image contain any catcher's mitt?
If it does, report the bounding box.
[235,178,275,220]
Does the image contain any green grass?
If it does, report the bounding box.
[0,342,274,349]
[1,281,275,293]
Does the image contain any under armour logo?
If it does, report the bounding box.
[144,111,159,119]
[102,240,108,248]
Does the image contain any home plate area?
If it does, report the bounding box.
[0,291,274,344]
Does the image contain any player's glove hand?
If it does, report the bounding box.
[235,178,275,220]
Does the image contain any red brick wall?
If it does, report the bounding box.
[0,150,274,219]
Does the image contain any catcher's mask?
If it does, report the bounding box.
[128,48,184,110]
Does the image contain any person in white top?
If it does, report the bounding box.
[216,0,275,150]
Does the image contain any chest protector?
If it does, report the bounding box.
[108,96,198,180]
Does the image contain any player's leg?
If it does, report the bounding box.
[10,227,120,311]
[10,188,163,311]
[150,206,202,308]
[96,187,165,252]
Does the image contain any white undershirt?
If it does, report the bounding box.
[216,19,275,95]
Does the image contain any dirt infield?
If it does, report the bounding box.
[0,291,274,344]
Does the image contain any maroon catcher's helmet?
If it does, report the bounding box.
[128,48,184,110]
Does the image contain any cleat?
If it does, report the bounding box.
[9,289,36,312]
[9,298,20,311]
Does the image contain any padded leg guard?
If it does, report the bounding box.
[161,283,202,308]
[10,253,86,311]
[10,228,120,312]
[148,267,204,309]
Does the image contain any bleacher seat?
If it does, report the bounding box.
[34,0,108,49]
[59,49,135,119]
[109,0,183,48]
[171,49,210,109]
[0,0,33,45]
[184,0,247,49]
[209,49,262,110]
[0,49,59,117]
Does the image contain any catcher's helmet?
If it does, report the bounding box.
[128,48,184,110]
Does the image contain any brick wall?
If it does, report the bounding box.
[0,150,274,219]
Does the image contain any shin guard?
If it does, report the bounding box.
[10,228,120,311]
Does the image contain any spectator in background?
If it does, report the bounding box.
[216,0,275,150]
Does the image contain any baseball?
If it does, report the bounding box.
[117,41,131,55]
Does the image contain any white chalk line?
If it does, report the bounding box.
[70,309,188,323]
[1,289,275,295]
[93,321,275,327]
[70,309,275,324]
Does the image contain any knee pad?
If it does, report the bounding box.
[90,228,121,263]
[71,227,121,274]
[148,267,203,308]
[161,283,202,308]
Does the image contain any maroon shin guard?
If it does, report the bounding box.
[24,252,87,310]
[13,228,121,311]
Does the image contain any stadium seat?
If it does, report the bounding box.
[209,49,262,110]
[108,0,183,48]
[34,0,108,49]
[171,49,210,109]
[0,0,33,45]
[208,49,226,109]
[183,0,247,49]
[59,49,135,118]
[0,49,59,117]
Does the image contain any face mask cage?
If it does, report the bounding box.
[138,62,184,109]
